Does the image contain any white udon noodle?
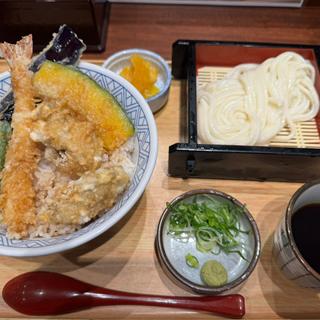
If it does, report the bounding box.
[197,51,320,146]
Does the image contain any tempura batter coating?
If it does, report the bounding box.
[0,36,134,239]
[0,36,40,238]
[31,101,105,177]
[37,166,129,226]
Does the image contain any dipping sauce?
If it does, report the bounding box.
[291,204,320,274]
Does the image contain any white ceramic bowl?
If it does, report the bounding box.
[102,49,171,113]
[0,62,158,257]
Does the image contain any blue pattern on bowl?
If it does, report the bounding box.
[0,63,154,253]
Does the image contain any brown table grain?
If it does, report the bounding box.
[0,58,319,320]
[84,3,320,61]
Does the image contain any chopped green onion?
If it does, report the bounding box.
[168,195,249,260]
[185,253,199,268]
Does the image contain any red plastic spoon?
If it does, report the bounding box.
[2,271,245,318]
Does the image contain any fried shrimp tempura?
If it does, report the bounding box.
[0,36,41,238]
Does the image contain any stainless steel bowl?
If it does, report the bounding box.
[102,49,171,113]
[156,189,261,295]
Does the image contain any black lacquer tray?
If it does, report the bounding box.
[169,40,320,182]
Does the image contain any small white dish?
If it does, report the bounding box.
[102,49,171,113]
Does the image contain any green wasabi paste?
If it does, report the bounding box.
[200,260,228,287]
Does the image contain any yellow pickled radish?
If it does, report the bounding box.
[120,54,159,99]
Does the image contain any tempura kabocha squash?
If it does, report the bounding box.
[33,61,134,152]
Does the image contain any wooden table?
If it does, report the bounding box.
[1,3,320,318]
[0,58,319,319]
[86,3,320,60]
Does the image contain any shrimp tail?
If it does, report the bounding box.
[0,35,33,68]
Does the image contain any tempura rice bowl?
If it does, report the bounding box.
[0,62,158,257]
